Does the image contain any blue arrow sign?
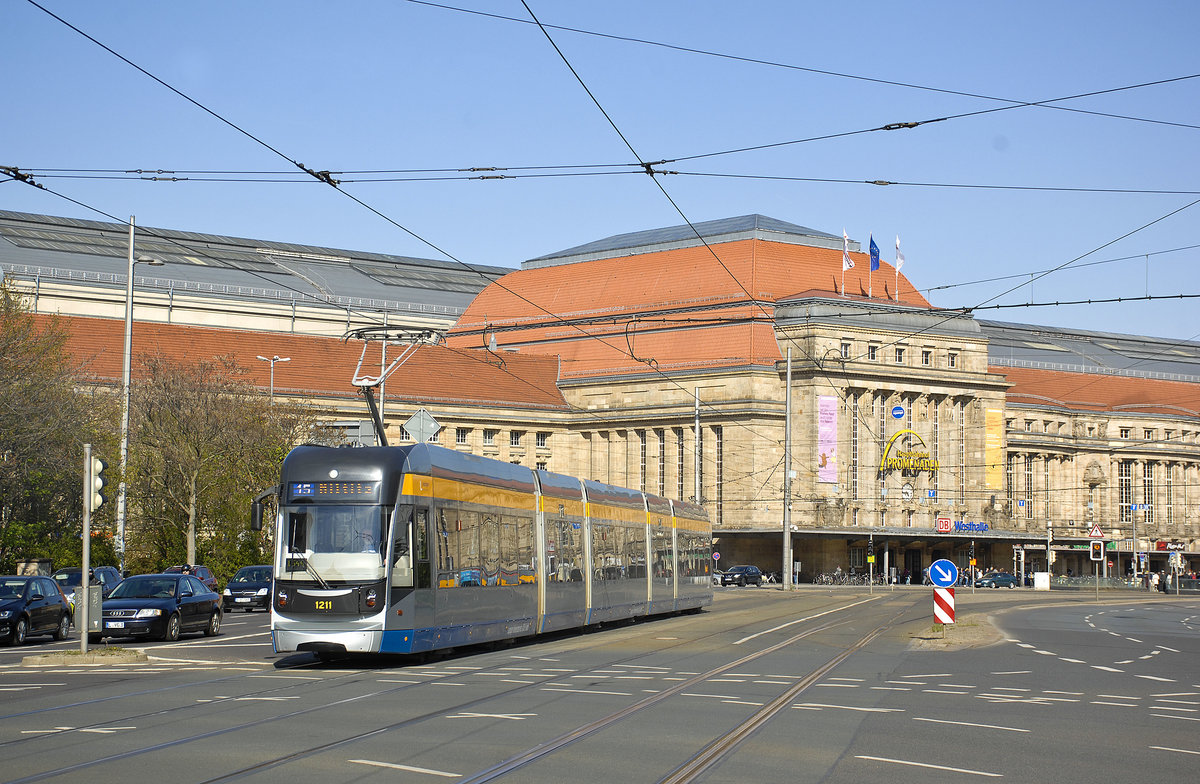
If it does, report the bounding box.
[929,559,959,588]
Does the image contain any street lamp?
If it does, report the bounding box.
[117,216,163,573]
[257,355,291,399]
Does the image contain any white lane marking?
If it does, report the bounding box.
[0,683,65,687]
[1115,660,1136,665]
[939,683,976,689]
[1045,691,1084,695]
[21,727,74,735]
[540,687,630,696]
[1059,658,1087,664]
[1155,698,1200,704]
[923,690,970,695]
[828,677,865,682]
[734,596,881,644]
[350,759,459,777]
[682,693,743,700]
[1151,706,1197,713]
[870,687,911,691]
[445,712,534,720]
[1092,701,1138,707]
[79,726,137,733]
[795,703,904,713]
[378,679,421,684]
[755,680,792,685]
[248,674,320,680]
[1092,666,1124,672]
[1136,675,1177,682]
[915,717,1030,733]
[1017,643,1036,649]
[1161,646,1180,653]
[855,755,1001,777]
[501,680,535,685]
[1125,637,1142,643]
[904,673,952,678]
[1151,746,1200,756]
[992,670,1032,675]
[236,696,300,701]
[1033,650,1057,656]
[816,683,858,688]
[1098,694,1141,700]
[722,700,764,706]
[990,687,1030,692]
[1152,713,1200,722]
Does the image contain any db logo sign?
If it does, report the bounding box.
[935,517,952,533]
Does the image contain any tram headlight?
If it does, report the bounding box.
[276,588,290,607]
[364,589,377,609]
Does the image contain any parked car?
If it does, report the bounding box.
[164,565,218,592]
[223,565,273,612]
[976,572,1020,589]
[0,575,73,645]
[52,566,123,618]
[719,565,763,587]
[91,573,222,643]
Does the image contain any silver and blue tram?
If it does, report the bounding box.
[261,443,712,657]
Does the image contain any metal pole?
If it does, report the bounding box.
[694,387,700,504]
[783,348,792,591]
[116,218,135,573]
[81,444,92,654]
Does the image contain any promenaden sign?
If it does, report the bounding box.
[878,429,940,474]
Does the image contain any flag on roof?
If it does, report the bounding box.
[869,235,880,271]
[842,229,854,270]
[895,235,904,271]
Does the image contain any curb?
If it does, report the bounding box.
[21,649,149,666]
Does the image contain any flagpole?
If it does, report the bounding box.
[894,235,904,303]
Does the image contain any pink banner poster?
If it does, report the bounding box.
[817,395,837,483]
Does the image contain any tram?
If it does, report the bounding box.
[253,443,712,657]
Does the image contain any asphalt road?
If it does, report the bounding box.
[1,588,1197,783]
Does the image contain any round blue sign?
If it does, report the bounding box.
[891,405,905,419]
[928,559,959,587]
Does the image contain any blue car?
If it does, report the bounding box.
[976,572,1020,589]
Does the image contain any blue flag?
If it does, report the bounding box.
[869,235,880,271]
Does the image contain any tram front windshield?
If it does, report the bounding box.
[280,504,390,582]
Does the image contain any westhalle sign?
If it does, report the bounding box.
[878,429,940,474]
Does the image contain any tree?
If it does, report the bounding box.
[0,281,115,572]
[125,352,317,579]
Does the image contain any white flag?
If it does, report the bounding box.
[895,235,904,271]
[842,229,854,270]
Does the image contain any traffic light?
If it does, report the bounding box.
[1089,540,1104,561]
[88,455,108,512]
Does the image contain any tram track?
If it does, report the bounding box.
[3,592,901,783]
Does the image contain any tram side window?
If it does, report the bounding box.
[594,522,637,581]
[550,520,583,582]
[515,513,534,584]
[652,526,673,580]
[414,507,430,589]
[449,509,482,586]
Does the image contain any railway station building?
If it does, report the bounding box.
[4,210,1198,581]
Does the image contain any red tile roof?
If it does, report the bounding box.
[448,238,928,377]
[43,314,567,410]
[997,365,1200,416]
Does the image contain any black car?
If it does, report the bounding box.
[222,565,272,612]
[0,575,73,645]
[51,566,123,618]
[719,565,763,587]
[164,565,218,592]
[91,573,222,643]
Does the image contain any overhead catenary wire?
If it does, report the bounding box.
[20,1,1200,505]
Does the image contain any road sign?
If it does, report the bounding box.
[891,405,905,419]
[712,552,721,561]
[1087,524,1104,538]
[929,558,958,587]
[934,587,955,624]
[935,517,951,533]
[404,408,440,443]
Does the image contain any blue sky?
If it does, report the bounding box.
[5,1,1199,341]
